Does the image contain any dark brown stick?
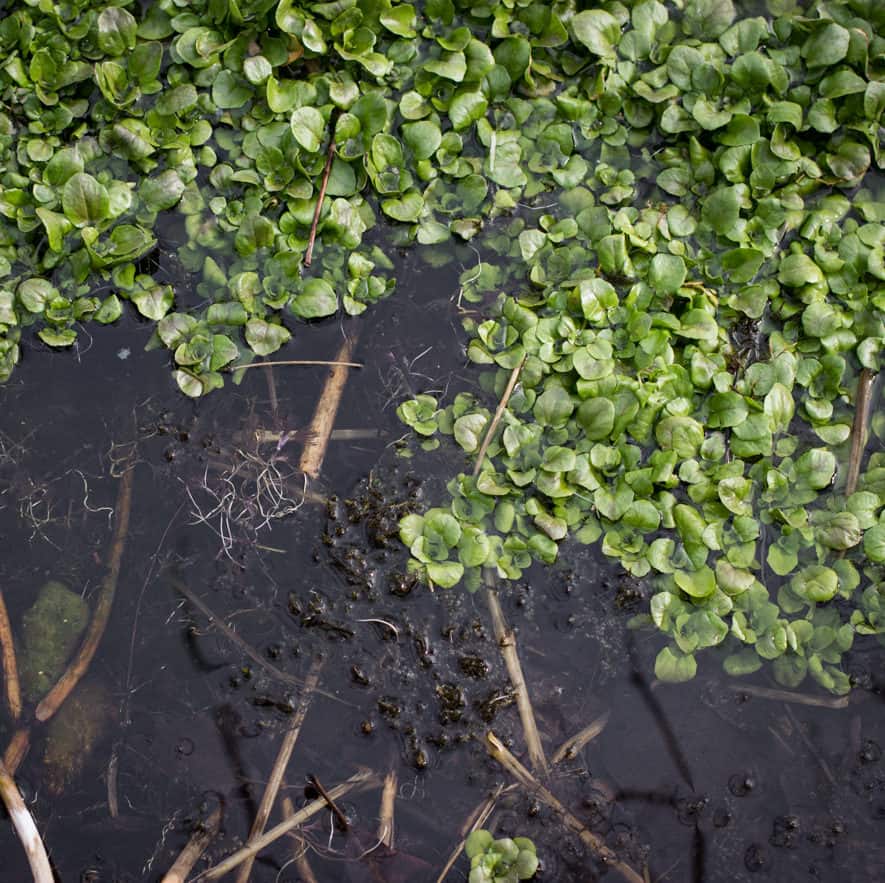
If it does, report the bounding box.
[308,773,350,831]
[36,463,134,722]
[304,136,336,267]
[0,590,21,720]
[846,368,875,496]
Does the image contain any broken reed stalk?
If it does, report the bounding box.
[0,758,53,883]
[473,355,527,477]
[234,658,324,883]
[485,575,548,775]
[161,804,223,883]
[281,797,320,883]
[551,711,611,765]
[485,733,644,883]
[196,770,378,880]
[0,590,21,720]
[377,770,397,850]
[434,784,517,883]
[236,359,364,372]
[171,579,347,705]
[298,332,359,480]
[36,462,134,723]
[845,367,875,497]
[304,136,337,268]
[727,682,850,709]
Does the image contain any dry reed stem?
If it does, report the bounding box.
[196,770,378,880]
[0,590,21,720]
[473,355,526,477]
[281,797,320,883]
[36,462,134,723]
[235,359,363,372]
[298,333,359,480]
[0,759,53,883]
[727,683,850,709]
[846,367,876,496]
[485,732,644,883]
[551,711,612,765]
[304,136,336,267]
[172,580,347,705]
[234,658,324,883]
[161,804,223,883]
[377,770,397,850]
[485,584,548,775]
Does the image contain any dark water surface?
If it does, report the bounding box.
[1,248,883,883]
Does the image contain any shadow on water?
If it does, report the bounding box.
[1,247,884,882]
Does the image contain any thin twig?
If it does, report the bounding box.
[36,462,134,723]
[485,733,644,883]
[377,770,397,850]
[304,135,337,267]
[171,580,348,706]
[298,333,359,480]
[485,578,548,775]
[308,774,350,831]
[727,683,850,709]
[161,804,223,883]
[473,355,526,477]
[195,770,378,880]
[846,368,875,496]
[235,659,324,883]
[551,711,611,765]
[0,590,21,720]
[235,359,363,372]
[0,759,53,883]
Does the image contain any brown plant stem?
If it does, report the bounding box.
[0,759,53,883]
[161,803,223,883]
[196,770,378,880]
[304,136,336,267]
[308,773,350,831]
[485,579,548,775]
[485,732,644,883]
[0,590,21,720]
[234,658,324,883]
[473,356,526,477]
[298,333,359,480]
[3,728,30,775]
[846,367,876,496]
[36,463,134,723]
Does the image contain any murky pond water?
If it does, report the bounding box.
[1,243,883,883]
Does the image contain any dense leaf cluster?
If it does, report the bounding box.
[0,0,883,690]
